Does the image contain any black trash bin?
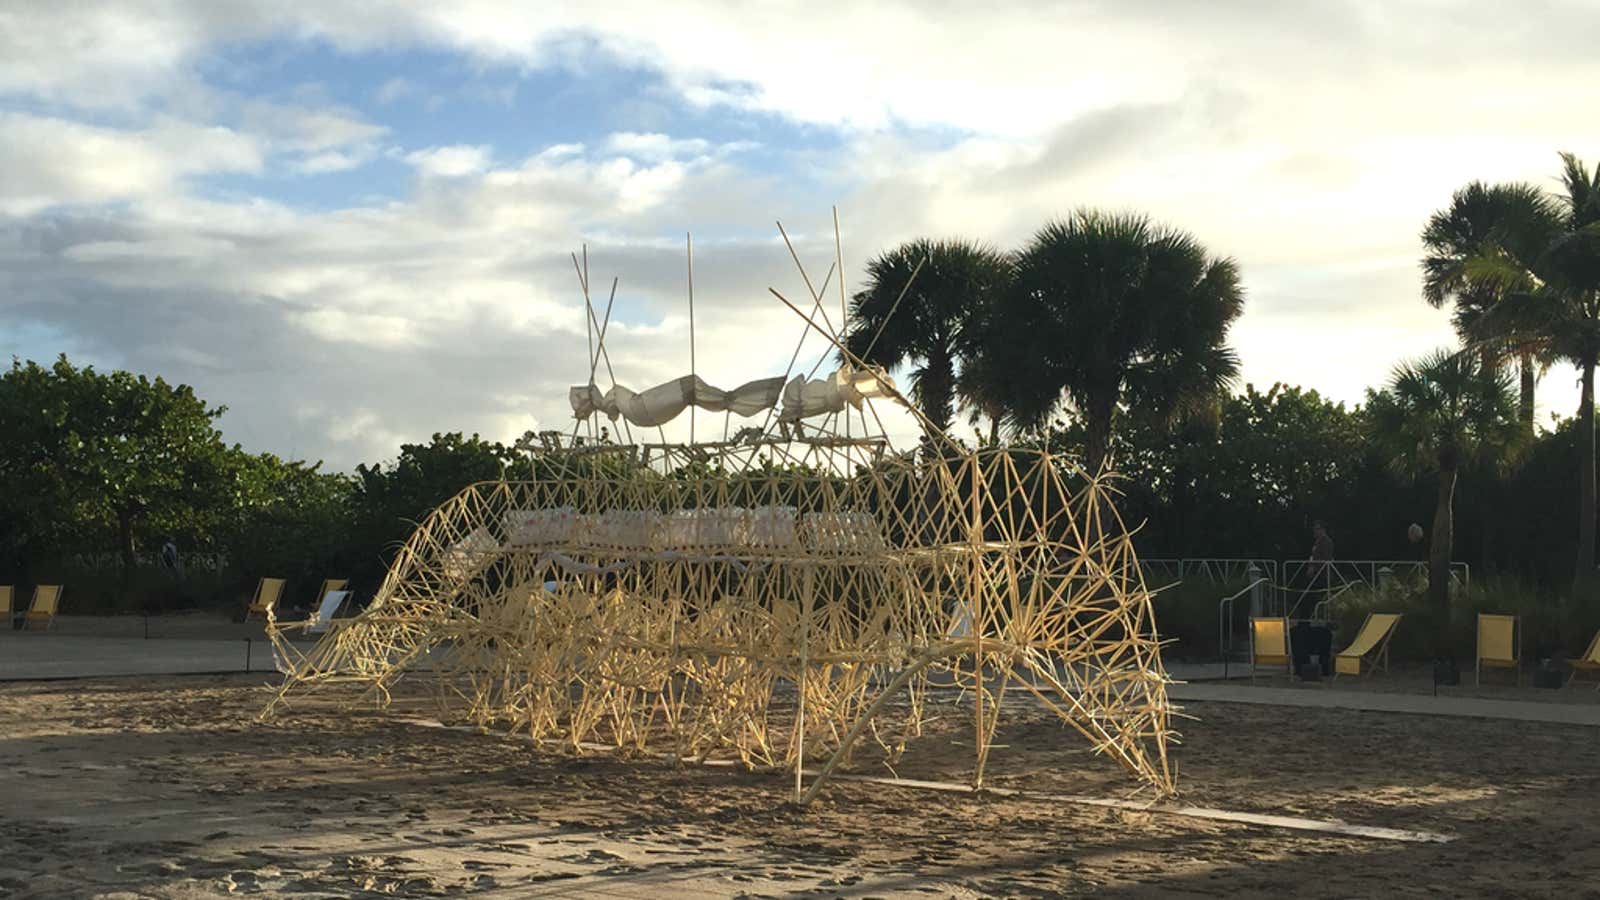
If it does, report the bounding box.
[1290,621,1334,678]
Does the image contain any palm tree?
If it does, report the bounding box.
[952,299,1019,445]
[1420,181,1562,430]
[1467,153,1600,585]
[1366,350,1521,620]
[844,239,1012,434]
[1001,210,1243,474]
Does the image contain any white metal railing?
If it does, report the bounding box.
[1139,558,1279,591]
[1217,577,1271,678]
[1278,559,1469,619]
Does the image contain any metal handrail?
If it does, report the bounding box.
[1219,577,1270,679]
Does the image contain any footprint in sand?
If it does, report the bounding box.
[462,860,511,871]
[556,848,626,865]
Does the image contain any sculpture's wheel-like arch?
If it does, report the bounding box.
[263,447,1176,802]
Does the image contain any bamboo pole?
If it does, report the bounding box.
[687,231,696,448]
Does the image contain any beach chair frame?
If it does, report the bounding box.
[1475,613,1520,687]
[265,588,357,674]
[23,585,62,631]
[1332,612,1402,680]
[315,578,348,608]
[246,577,286,621]
[1250,616,1293,682]
[1566,629,1600,691]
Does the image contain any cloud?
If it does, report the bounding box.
[2,0,1598,468]
[404,144,493,178]
[375,76,415,105]
[0,112,263,215]
[294,146,380,174]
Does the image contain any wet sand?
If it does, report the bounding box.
[1,674,1597,898]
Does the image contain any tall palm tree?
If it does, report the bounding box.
[844,239,1012,434]
[952,299,1019,445]
[1366,350,1521,619]
[1001,210,1243,474]
[1420,181,1562,430]
[1468,153,1600,585]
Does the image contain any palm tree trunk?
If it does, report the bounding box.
[1519,351,1536,432]
[1429,463,1457,642]
[1578,359,1597,586]
[988,415,1000,446]
[922,346,955,433]
[1084,395,1116,475]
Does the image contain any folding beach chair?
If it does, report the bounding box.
[1567,628,1600,690]
[1,585,14,628]
[1476,613,1520,686]
[1333,612,1402,679]
[24,585,61,630]
[305,589,350,635]
[315,578,348,607]
[246,577,286,621]
[266,588,355,674]
[1250,617,1292,681]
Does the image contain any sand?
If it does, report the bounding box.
[2,674,1598,898]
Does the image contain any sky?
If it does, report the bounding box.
[2,1,1598,469]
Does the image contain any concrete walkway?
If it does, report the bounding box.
[0,635,290,679]
[1168,681,1600,726]
[5,637,1598,728]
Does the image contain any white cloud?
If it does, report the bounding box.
[0,112,262,214]
[240,100,388,151]
[294,146,379,174]
[2,1,1598,466]
[405,144,493,177]
[375,76,415,105]
[601,132,759,163]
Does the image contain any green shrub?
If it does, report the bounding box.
[1329,573,1590,662]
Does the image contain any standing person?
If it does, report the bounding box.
[1310,521,1334,579]
[159,536,183,578]
[1298,521,1336,675]
[1305,521,1335,608]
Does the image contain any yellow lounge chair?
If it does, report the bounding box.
[1,585,13,628]
[1567,629,1600,690]
[24,585,61,630]
[1334,613,1402,678]
[1250,617,1292,680]
[246,577,286,621]
[1476,613,1519,686]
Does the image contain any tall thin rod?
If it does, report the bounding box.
[573,247,597,443]
[833,207,849,439]
[754,263,835,439]
[585,278,633,446]
[687,232,696,447]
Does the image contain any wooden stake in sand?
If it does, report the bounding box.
[262,212,1179,806]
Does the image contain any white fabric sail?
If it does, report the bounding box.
[570,375,786,427]
[777,366,897,422]
[570,367,894,428]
